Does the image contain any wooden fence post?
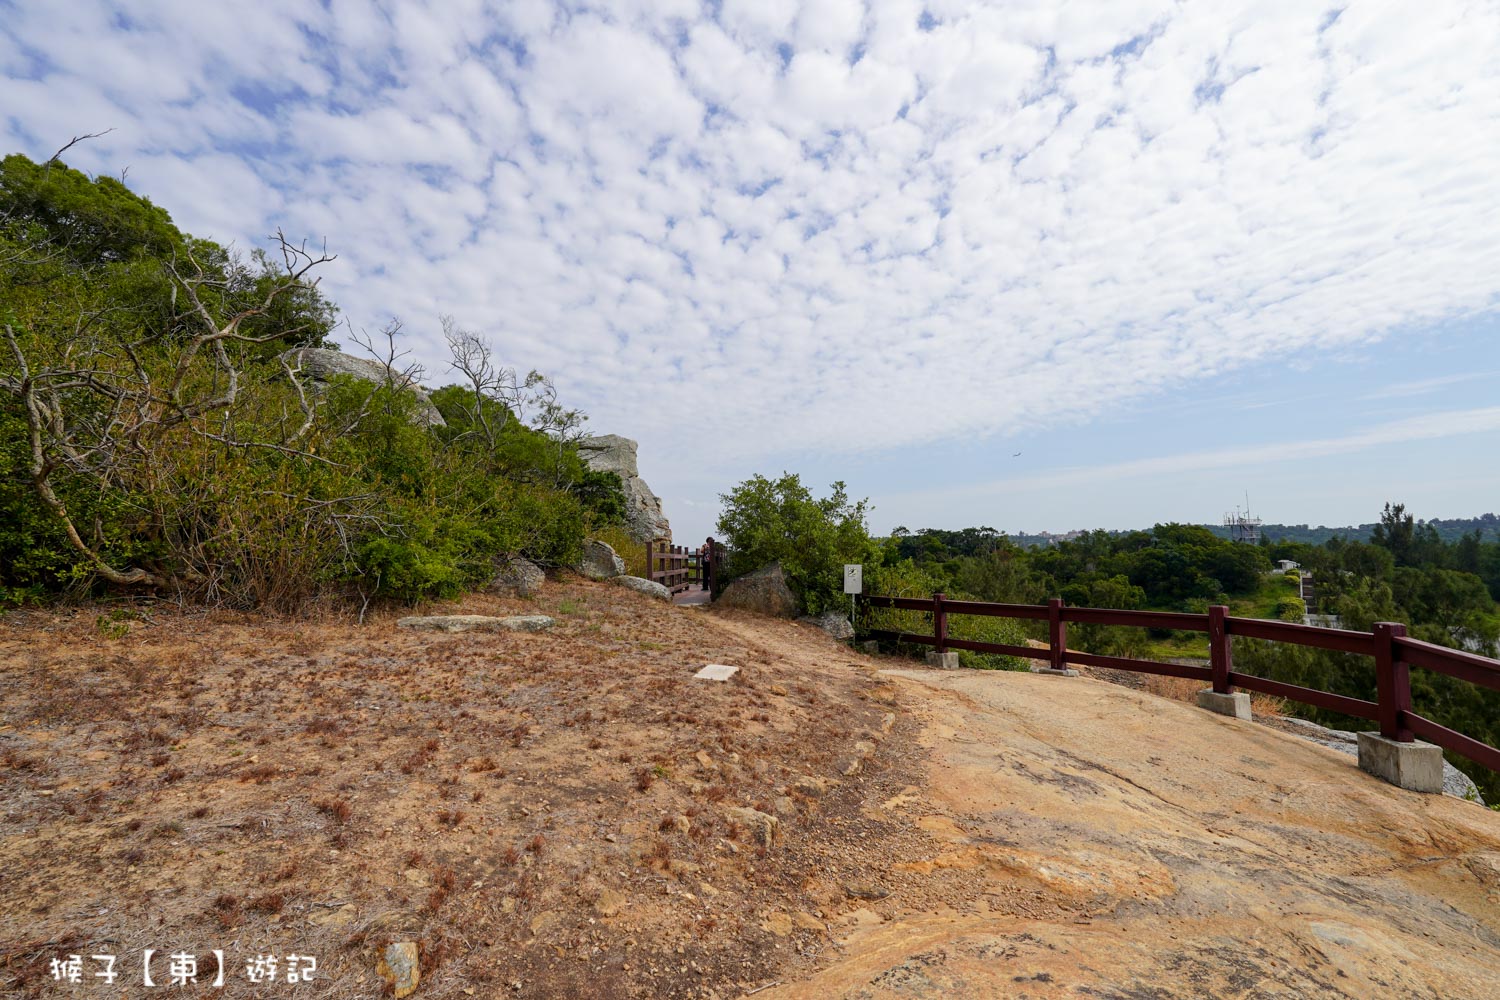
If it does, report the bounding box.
[933,592,948,653]
[1374,621,1412,742]
[1048,598,1066,672]
[1209,604,1232,694]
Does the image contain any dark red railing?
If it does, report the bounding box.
[861,593,1500,776]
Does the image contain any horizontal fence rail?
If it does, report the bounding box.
[861,591,1500,777]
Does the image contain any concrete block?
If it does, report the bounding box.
[859,641,880,655]
[1029,666,1079,677]
[1196,689,1251,720]
[925,650,960,670]
[1357,732,1445,793]
[693,664,739,681]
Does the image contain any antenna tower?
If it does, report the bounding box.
[1224,493,1263,544]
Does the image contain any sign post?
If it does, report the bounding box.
[843,564,862,645]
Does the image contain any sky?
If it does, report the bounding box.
[3,0,1498,544]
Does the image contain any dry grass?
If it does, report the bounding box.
[0,577,901,999]
[1141,673,1286,717]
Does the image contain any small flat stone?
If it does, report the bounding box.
[396,615,554,633]
[308,904,355,928]
[845,882,890,900]
[792,911,826,932]
[377,941,420,999]
[694,664,739,681]
[725,806,780,847]
[761,911,793,936]
[595,889,627,917]
[791,776,829,797]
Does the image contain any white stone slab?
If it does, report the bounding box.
[694,664,739,681]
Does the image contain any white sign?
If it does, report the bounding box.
[843,564,863,594]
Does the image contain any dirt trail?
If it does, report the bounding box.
[758,667,1500,999]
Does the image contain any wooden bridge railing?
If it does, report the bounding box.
[646,537,724,597]
[861,593,1500,777]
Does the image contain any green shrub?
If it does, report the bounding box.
[716,472,879,614]
[1275,597,1307,621]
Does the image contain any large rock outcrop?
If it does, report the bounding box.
[717,562,799,618]
[489,556,545,598]
[576,539,626,580]
[280,347,446,428]
[577,435,670,543]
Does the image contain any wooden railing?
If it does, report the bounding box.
[861,593,1500,776]
[646,537,724,597]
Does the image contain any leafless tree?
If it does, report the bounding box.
[1,230,337,587]
[439,314,556,449]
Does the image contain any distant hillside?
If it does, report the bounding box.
[1003,515,1500,549]
[1202,514,1500,546]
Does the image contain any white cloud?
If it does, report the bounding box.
[2,0,1498,507]
[887,406,1500,506]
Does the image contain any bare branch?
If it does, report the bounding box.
[44,129,115,176]
[278,354,317,445]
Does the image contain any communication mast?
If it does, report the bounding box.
[1224,493,1262,544]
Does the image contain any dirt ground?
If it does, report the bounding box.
[4,581,1500,998]
[0,579,922,999]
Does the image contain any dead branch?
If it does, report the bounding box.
[43,129,115,176]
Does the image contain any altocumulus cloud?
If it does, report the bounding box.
[3,0,1499,462]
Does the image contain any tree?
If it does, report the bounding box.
[953,543,1043,604]
[1372,502,1416,566]
[716,473,877,614]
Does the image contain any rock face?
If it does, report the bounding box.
[717,562,799,618]
[576,539,626,580]
[1278,717,1484,803]
[281,347,446,427]
[489,556,545,597]
[577,435,670,543]
[798,611,854,641]
[613,575,671,602]
[396,614,555,633]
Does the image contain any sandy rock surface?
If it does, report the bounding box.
[759,668,1500,1000]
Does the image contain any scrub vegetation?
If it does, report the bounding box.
[0,151,624,611]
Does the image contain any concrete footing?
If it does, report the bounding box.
[925,650,960,670]
[859,640,880,655]
[1196,689,1251,720]
[1357,732,1445,793]
[1030,666,1079,677]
